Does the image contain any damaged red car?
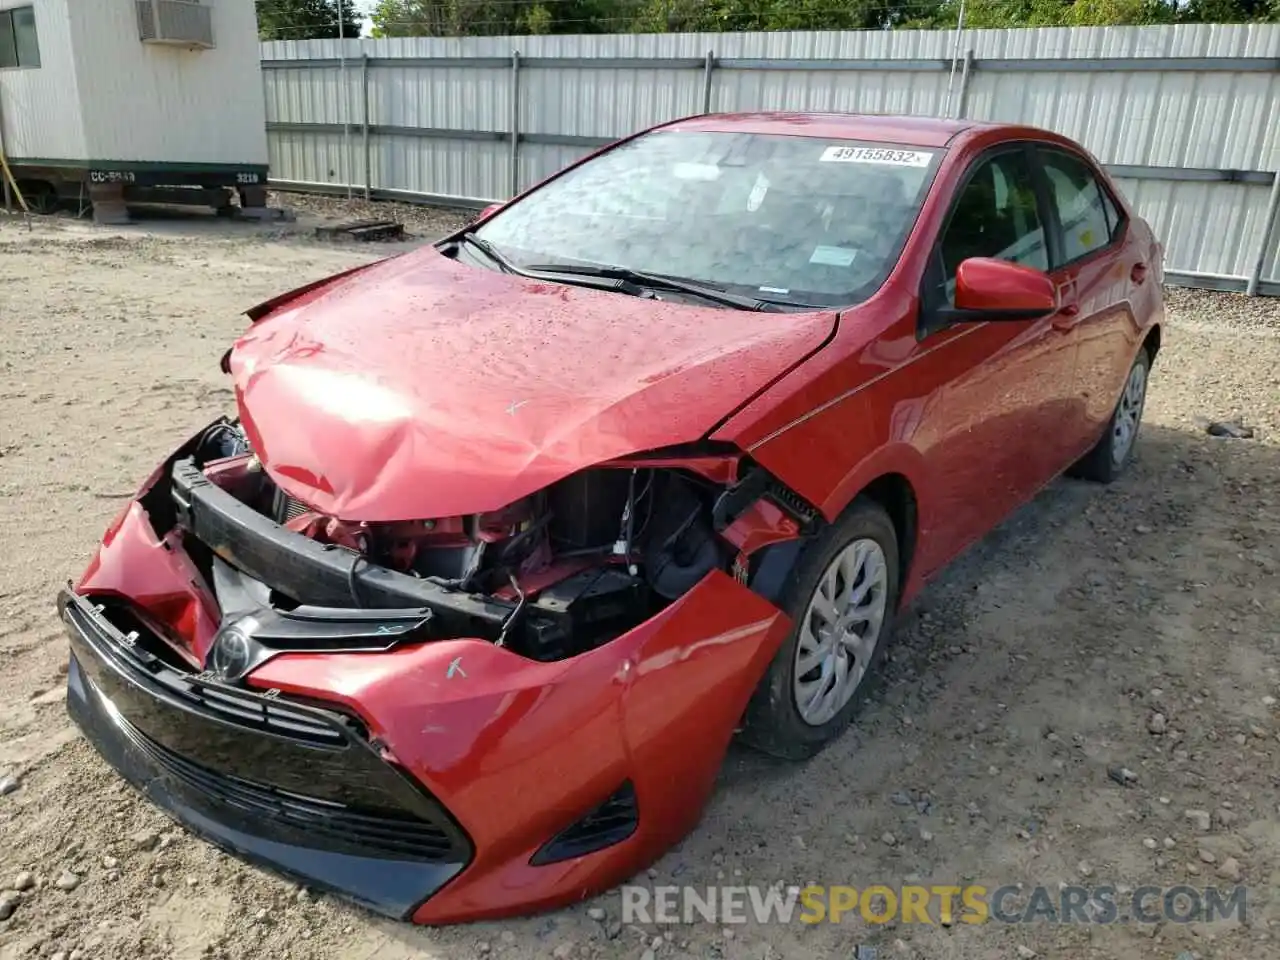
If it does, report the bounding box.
[59,113,1163,923]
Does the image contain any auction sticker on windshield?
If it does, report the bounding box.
[819,146,933,167]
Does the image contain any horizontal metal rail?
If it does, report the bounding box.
[265,122,1280,186]
[1165,270,1280,296]
[261,55,1280,73]
[270,178,493,210]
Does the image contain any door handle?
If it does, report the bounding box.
[1130,262,1148,285]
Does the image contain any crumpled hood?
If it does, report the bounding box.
[229,249,836,521]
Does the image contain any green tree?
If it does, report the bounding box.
[256,0,362,40]
[634,0,939,33]
[371,0,638,36]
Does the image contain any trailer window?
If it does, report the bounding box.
[0,6,40,70]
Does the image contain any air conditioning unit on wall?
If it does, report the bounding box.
[136,0,215,49]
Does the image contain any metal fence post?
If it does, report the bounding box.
[338,26,351,199]
[1246,169,1280,296]
[943,0,968,118]
[955,49,975,119]
[510,51,521,199]
[702,49,715,114]
[362,53,371,201]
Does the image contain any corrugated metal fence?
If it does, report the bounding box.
[260,24,1280,295]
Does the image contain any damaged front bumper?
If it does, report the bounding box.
[61,425,796,923]
[60,589,472,917]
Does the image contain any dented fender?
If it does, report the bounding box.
[246,571,791,922]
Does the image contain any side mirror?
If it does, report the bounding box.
[477,202,503,221]
[953,257,1058,320]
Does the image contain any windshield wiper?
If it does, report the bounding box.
[456,232,519,273]
[525,263,779,312]
[456,234,654,298]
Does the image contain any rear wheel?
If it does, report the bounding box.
[1068,349,1150,483]
[741,498,899,761]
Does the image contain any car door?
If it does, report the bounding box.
[1034,146,1144,459]
[910,145,1082,576]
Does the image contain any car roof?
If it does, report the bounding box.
[663,112,1003,148]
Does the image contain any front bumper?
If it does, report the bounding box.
[59,589,470,920]
[64,422,795,922]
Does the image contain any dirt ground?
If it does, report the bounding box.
[1,201,1278,960]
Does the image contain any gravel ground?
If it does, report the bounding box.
[0,204,1278,960]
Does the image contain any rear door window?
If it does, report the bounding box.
[1038,149,1122,266]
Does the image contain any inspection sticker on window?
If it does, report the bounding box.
[820,146,933,167]
[810,245,857,267]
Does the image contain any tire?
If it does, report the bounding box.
[1068,348,1150,484]
[740,497,900,761]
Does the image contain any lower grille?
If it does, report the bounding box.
[531,781,638,865]
[119,715,457,861]
[59,588,473,865]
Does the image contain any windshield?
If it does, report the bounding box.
[473,130,942,307]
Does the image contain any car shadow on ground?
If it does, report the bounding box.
[718,420,1273,777]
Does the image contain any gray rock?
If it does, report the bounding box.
[1216,857,1243,882]
[1148,713,1168,735]
[890,791,912,806]
[1198,849,1216,864]
[1205,421,1254,440]
[1185,809,1212,831]
[586,906,606,921]
[129,829,160,851]
[640,951,656,960]
[12,871,34,891]
[1108,765,1139,786]
[53,870,80,892]
[0,775,18,796]
[0,891,20,921]
[1016,947,1038,959]
[881,831,897,846]
[551,944,573,959]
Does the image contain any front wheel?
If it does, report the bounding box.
[1068,349,1150,483]
[741,498,899,761]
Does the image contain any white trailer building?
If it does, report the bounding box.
[0,0,269,221]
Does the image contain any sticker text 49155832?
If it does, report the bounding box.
[820,146,934,167]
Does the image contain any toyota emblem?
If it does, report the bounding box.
[209,615,259,681]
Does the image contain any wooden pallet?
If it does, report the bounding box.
[315,219,405,242]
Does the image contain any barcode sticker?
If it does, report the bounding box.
[820,146,933,167]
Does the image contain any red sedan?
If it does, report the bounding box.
[59,112,1163,923]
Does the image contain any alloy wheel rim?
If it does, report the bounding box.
[1111,361,1147,467]
[793,538,888,727]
